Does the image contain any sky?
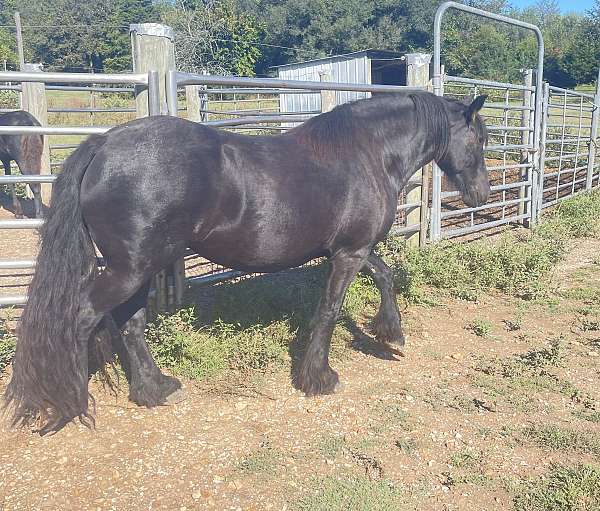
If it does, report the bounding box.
[510,0,595,13]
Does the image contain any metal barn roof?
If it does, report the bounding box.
[272,49,404,69]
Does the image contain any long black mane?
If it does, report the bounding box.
[289,91,452,161]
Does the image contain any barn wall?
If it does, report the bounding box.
[278,55,371,115]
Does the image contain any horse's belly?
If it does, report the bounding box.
[189,237,328,274]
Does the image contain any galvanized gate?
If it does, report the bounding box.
[431,1,545,239]
[538,83,600,211]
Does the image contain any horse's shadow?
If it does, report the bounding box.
[186,263,400,377]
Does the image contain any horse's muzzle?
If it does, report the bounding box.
[462,179,491,208]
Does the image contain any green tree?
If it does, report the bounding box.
[159,0,263,76]
[2,0,157,72]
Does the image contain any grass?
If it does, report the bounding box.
[467,318,493,337]
[296,475,403,511]
[394,438,418,454]
[514,464,600,511]
[316,435,347,459]
[0,318,16,373]
[473,337,576,411]
[145,307,291,380]
[449,449,481,469]
[379,190,600,303]
[236,442,284,476]
[523,424,600,456]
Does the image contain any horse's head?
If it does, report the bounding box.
[436,96,490,208]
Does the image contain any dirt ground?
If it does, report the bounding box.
[1,220,599,509]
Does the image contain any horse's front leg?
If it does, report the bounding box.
[296,247,370,396]
[361,253,405,346]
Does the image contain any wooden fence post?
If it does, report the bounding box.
[319,70,336,113]
[186,85,202,122]
[21,63,51,203]
[405,53,432,248]
[130,23,185,317]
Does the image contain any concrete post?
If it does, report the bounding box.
[130,23,184,316]
[405,53,432,247]
[586,68,600,190]
[21,63,51,203]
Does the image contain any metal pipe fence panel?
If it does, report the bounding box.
[539,86,597,210]
[434,75,535,238]
[432,2,545,238]
[0,70,158,307]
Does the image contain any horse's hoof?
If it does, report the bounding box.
[162,387,187,405]
[296,365,340,396]
[371,317,405,347]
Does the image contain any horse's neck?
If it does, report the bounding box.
[379,119,438,194]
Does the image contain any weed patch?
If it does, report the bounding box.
[0,318,16,373]
[467,318,493,337]
[237,442,283,476]
[378,190,600,302]
[513,464,600,511]
[146,308,290,379]
[296,475,403,510]
[523,424,600,455]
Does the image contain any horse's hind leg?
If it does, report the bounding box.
[296,248,370,396]
[361,253,405,346]
[110,282,182,407]
[64,268,158,426]
[2,160,23,218]
[31,183,43,219]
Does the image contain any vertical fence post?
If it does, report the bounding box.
[21,63,51,203]
[130,23,175,115]
[533,82,549,223]
[186,85,202,122]
[586,69,600,190]
[319,70,336,112]
[520,69,533,224]
[405,53,431,247]
[130,23,185,317]
[430,65,444,242]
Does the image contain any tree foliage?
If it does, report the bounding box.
[158,0,263,76]
[0,0,597,85]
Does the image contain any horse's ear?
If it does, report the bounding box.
[465,95,487,124]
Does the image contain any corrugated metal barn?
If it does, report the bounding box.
[275,49,406,114]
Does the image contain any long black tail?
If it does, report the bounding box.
[4,134,107,433]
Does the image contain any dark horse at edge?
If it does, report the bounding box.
[5,91,489,434]
[0,110,44,218]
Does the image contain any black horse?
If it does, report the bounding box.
[5,91,489,434]
[0,110,44,218]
